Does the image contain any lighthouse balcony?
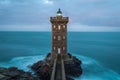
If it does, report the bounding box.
[50,17,69,22]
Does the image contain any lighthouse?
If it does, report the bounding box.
[50,9,69,59]
[31,9,82,80]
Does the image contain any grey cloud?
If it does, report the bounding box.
[0,0,120,27]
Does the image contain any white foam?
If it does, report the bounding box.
[0,55,46,71]
[74,54,120,80]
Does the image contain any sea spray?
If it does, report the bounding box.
[0,54,120,80]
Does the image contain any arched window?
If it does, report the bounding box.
[53,25,56,28]
[63,25,65,29]
[58,36,61,40]
[63,47,65,50]
[54,47,56,50]
[54,36,56,39]
[63,36,65,39]
[58,25,61,30]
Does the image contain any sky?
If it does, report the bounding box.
[0,0,120,31]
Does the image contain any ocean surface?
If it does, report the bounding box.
[0,31,120,80]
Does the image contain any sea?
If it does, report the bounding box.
[0,31,120,80]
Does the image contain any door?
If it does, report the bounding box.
[58,48,61,54]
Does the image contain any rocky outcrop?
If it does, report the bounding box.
[0,67,40,80]
[65,55,82,80]
[31,60,52,80]
[31,53,53,80]
[31,53,82,80]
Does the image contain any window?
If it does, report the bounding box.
[58,36,61,40]
[63,47,65,50]
[63,36,65,39]
[54,36,56,39]
[63,25,65,28]
[53,25,56,28]
[54,47,56,50]
[58,25,61,30]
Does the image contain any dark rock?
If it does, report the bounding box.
[31,60,52,80]
[0,67,40,80]
[31,53,82,80]
[64,54,82,80]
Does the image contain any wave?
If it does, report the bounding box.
[75,54,120,80]
[0,54,120,80]
[0,55,46,71]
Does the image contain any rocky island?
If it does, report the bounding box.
[31,53,82,80]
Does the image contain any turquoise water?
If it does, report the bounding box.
[0,31,120,80]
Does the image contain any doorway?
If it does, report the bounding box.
[58,48,61,54]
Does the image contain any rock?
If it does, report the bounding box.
[64,54,82,80]
[0,67,40,80]
[0,74,8,80]
[31,53,82,80]
[31,60,52,80]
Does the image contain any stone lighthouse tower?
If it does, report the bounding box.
[50,9,69,59]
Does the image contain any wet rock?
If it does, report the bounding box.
[31,53,82,80]
[0,67,40,80]
[65,55,82,80]
[31,60,52,80]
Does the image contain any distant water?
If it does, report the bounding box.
[0,31,120,80]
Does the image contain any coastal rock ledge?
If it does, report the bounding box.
[0,67,40,80]
[31,53,82,80]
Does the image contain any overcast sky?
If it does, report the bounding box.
[0,0,120,31]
